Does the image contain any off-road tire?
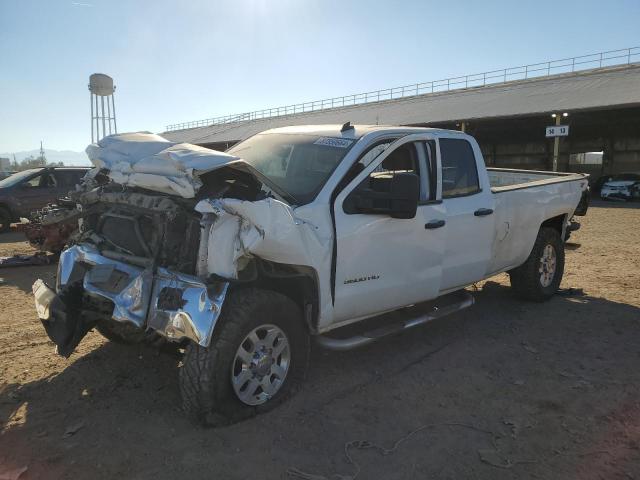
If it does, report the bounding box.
[179,288,310,427]
[509,227,565,302]
[0,207,11,233]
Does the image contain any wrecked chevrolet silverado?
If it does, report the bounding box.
[33,125,589,425]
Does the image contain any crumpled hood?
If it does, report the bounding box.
[85,132,241,198]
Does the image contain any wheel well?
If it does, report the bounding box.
[230,259,320,333]
[541,214,567,236]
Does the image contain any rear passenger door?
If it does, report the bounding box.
[438,136,496,292]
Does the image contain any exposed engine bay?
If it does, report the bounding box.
[33,132,326,357]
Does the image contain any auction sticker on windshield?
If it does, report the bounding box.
[314,137,354,148]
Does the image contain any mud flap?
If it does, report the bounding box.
[33,279,97,358]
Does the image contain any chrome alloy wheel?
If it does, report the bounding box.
[539,244,557,287]
[231,324,291,406]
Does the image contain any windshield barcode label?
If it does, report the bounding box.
[314,137,353,148]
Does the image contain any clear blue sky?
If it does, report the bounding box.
[0,0,638,153]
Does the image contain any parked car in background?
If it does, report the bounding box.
[599,173,640,201]
[0,167,90,232]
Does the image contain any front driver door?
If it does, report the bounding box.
[332,134,446,324]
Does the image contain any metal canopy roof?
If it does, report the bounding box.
[161,64,640,145]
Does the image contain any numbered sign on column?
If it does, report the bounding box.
[545,125,569,137]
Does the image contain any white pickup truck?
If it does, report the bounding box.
[33,125,589,425]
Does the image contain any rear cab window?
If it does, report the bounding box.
[439,138,480,198]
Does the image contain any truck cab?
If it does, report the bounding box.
[328,129,497,325]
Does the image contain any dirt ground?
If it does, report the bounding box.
[1,201,639,480]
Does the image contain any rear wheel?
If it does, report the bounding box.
[0,207,11,233]
[509,227,565,302]
[179,288,309,426]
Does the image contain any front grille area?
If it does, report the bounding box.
[98,213,155,258]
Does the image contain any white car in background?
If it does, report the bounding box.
[600,173,640,201]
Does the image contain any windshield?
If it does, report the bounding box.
[0,169,41,188]
[227,133,357,205]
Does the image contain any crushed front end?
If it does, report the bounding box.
[29,130,261,357]
[33,186,231,356]
[32,131,322,358]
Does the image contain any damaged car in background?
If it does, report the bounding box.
[33,126,589,425]
[0,166,89,234]
[599,173,640,201]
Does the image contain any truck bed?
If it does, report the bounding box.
[488,167,587,192]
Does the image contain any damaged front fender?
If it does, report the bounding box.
[148,269,229,346]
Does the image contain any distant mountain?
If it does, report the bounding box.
[0,149,90,166]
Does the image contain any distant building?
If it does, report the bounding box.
[0,157,10,170]
[163,62,640,175]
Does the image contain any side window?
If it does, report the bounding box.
[74,171,87,185]
[358,143,419,195]
[359,142,392,168]
[55,171,83,188]
[343,142,422,214]
[336,140,395,194]
[439,138,480,198]
[22,174,44,188]
[41,173,57,188]
[373,143,419,176]
[21,172,56,188]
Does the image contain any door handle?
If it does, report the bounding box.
[425,219,446,229]
[474,208,494,217]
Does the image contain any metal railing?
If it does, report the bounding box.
[165,46,640,132]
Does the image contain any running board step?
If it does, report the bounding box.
[316,290,474,351]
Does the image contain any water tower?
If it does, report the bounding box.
[88,73,117,143]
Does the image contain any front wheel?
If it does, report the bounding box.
[509,227,565,302]
[179,288,310,426]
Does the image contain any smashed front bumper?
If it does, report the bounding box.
[33,243,228,356]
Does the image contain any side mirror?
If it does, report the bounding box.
[344,172,420,219]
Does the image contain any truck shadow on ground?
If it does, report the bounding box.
[2,281,640,479]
